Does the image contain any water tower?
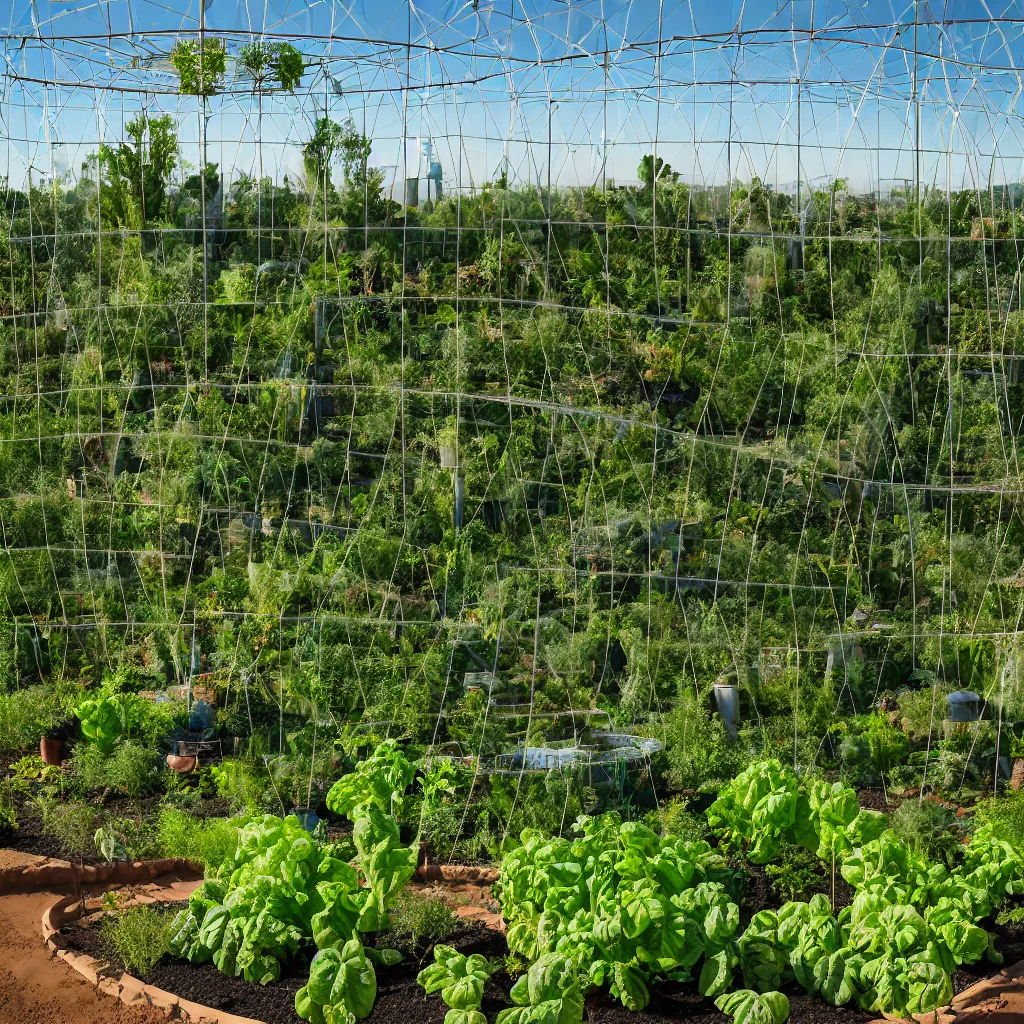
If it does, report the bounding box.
[405,138,443,207]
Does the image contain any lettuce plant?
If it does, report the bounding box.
[499,812,741,1009]
[295,939,377,1023]
[417,945,497,1024]
[325,739,415,820]
[169,815,401,988]
[75,696,123,753]
[496,953,584,1024]
[715,989,789,1024]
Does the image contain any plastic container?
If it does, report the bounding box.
[714,681,740,740]
[945,690,980,723]
[290,807,321,833]
[188,699,215,732]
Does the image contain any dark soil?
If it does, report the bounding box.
[739,863,855,918]
[856,787,907,813]
[584,984,875,1023]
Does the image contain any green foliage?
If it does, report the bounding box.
[706,760,885,864]
[153,809,239,870]
[386,889,460,949]
[417,944,497,1019]
[499,812,740,1009]
[38,799,101,861]
[75,696,124,754]
[296,939,378,1022]
[98,114,177,225]
[764,845,826,902]
[715,989,789,1024]
[170,37,227,95]
[101,905,171,976]
[325,739,415,820]
[94,816,158,862]
[973,789,1024,848]
[888,799,964,865]
[0,688,64,755]
[496,953,584,1024]
[238,42,304,91]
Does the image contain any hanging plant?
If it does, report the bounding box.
[170,37,227,96]
[238,41,305,92]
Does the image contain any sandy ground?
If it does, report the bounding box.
[950,958,1024,1024]
[0,888,166,1024]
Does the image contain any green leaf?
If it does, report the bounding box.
[699,948,735,997]
[715,988,790,1024]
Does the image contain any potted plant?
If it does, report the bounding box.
[40,718,76,766]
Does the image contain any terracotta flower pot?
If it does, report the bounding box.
[40,737,65,766]
[166,754,197,774]
[1012,757,1024,793]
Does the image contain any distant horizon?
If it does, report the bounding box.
[6,1,1024,197]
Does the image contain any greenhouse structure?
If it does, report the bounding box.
[0,1,1023,1023]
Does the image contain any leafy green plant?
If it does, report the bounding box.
[889,799,964,865]
[39,800,101,861]
[238,41,304,91]
[387,888,460,949]
[154,808,239,870]
[107,742,162,799]
[707,761,885,865]
[170,38,227,96]
[715,989,789,1024]
[101,905,171,976]
[295,939,378,1023]
[326,739,415,820]
[496,953,584,1024]
[323,741,420,932]
[973,789,1024,847]
[0,781,16,838]
[0,687,64,755]
[764,845,826,902]
[417,945,497,1024]
[499,812,740,1010]
[9,754,59,792]
[75,696,123,753]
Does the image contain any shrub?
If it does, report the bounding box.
[106,742,162,799]
[889,798,965,865]
[387,888,460,949]
[659,703,749,793]
[66,741,162,799]
[650,795,710,843]
[66,743,111,795]
[101,905,171,976]
[0,687,63,754]
[974,789,1024,848]
[154,808,239,871]
[39,800,100,861]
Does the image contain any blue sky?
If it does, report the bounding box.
[4,0,1024,195]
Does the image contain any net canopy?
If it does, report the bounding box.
[2,0,1024,784]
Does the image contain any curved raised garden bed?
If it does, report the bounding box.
[24,855,1024,1024]
[0,856,199,894]
[43,888,262,1024]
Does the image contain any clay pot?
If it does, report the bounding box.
[166,754,197,774]
[40,737,65,766]
[1012,757,1024,793]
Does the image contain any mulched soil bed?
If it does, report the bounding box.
[585,985,875,1024]
[59,908,880,1024]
